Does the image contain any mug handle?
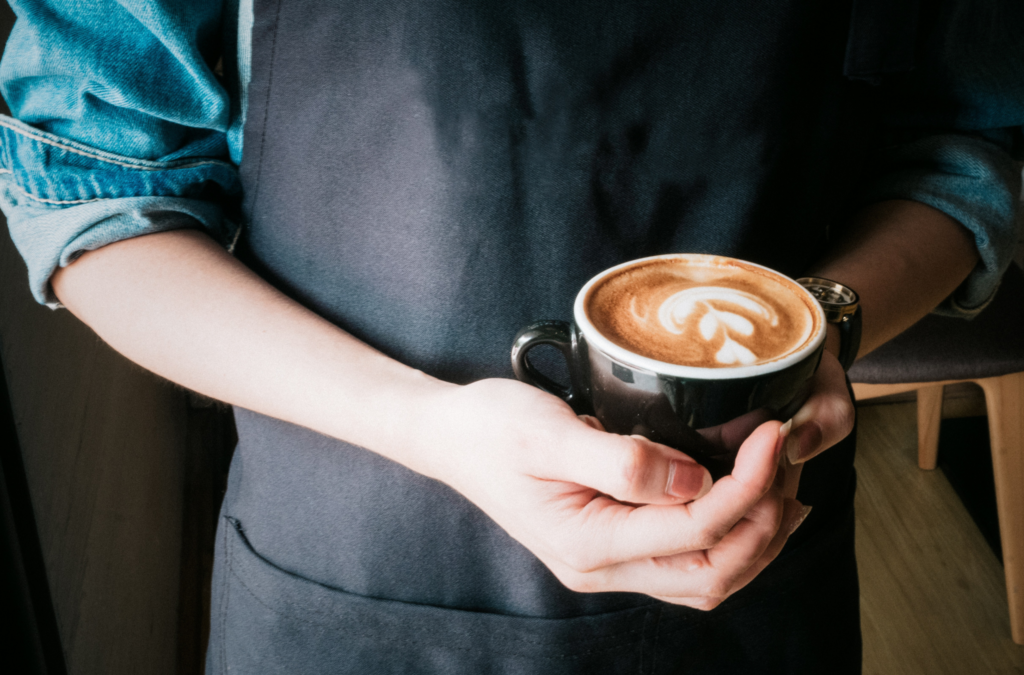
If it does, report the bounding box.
[511,320,588,413]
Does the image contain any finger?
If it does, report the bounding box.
[559,420,785,569]
[719,499,810,596]
[647,499,808,608]
[578,414,605,431]
[647,498,807,608]
[770,421,801,501]
[780,457,803,501]
[555,487,786,599]
[684,419,784,525]
[697,407,773,452]
[548,426,713,506]
[694,482,787,587]
[783,351,855,464]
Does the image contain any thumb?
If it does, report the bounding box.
[553,425,713,505]
[784,351,855,464]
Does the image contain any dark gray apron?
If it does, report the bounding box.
[207,0,897,671]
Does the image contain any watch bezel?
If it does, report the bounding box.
[796,276,860,323]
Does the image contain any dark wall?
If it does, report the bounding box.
[0,3,233,673]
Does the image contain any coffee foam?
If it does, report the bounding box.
[585,257,819,369]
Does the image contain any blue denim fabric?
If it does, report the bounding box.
[0,0,243,306]
[0,0,1020,310]
[858,133,1023,317]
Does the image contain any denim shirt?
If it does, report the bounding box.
[0,0,1022,311]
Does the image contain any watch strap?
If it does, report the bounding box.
[836,305,862,372]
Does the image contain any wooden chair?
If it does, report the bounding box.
[849,262,1024,644]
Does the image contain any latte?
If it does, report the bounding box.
[584,256,820,369]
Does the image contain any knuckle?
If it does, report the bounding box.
[689,596,724,612]
[836,401,856,437]
[612,439,652,496]
[692,532,717,551]
[758,493,785,528]
[692,524,728,551]
[556,569,600,594]
[822,392,855,434]
[704,577,733,600]
[558,546,605,574]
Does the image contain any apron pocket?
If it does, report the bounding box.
[211,517,655,674]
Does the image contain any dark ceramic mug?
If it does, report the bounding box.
[511,255,827,478]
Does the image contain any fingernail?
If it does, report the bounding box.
[773,419,793,463]
[785,421,822,465]
[788,505,813,534]
[783,435,800,465]
[695,469,713,499]
[667,460,713,500]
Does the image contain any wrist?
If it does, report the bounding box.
[308,358,458,478]
[371,371,460,479]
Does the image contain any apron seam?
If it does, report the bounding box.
[220,518,230,675]
[243,0,284,224]
[225,550,645,659]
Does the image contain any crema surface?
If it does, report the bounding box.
[586,258,818,368]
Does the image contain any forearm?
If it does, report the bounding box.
[50,228,453,477]
[809,199,980,359]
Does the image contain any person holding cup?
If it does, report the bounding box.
[512,254,834,480]
[2,0,1022,671]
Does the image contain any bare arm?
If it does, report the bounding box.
[53,228,449,477]
[51,227,796,609]
[813,198,980,359]
[48,196,980,605]
[782,198,980,467]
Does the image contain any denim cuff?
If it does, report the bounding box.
[0,115,240,307]
[857,133,1023,318]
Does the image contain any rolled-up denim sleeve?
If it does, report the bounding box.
[856,2,1024,318]
[0,0,240,308]
[857,131,1022,317]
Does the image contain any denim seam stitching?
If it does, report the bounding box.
[2,175,106,205]
[0,117,232,172]
[226,218,242,253]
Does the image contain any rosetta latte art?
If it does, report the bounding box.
[655,287,779,365]
[585,257,817,368]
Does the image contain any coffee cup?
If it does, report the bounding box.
[511,254,826,478]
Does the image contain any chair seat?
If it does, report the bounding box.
[848,263,1024,385]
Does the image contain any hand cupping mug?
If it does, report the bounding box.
[511,254,827,477]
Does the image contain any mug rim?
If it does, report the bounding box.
[573,254,827,380]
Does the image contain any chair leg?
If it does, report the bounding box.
[977,372,1024,645]
[916,384,944,470]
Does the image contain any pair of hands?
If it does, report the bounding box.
[416,349,854,610]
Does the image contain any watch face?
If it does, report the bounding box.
[796,277,859,308]
[804,284,854,306]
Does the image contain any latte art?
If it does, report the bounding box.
[586,257,819,369]
[656,287,780,365]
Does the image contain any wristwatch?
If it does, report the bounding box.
[796,277,861,372]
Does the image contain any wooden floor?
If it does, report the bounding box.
[856,400,1024,674]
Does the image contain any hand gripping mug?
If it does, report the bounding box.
[511,254,827,478]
